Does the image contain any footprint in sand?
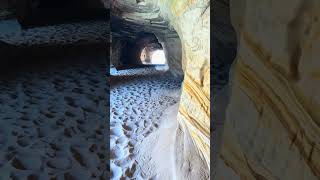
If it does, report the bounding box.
[0,53,107,178]
[110,67,182,178]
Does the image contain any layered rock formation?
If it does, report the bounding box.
[165,0,211,170]
[216,0,320,179]
[111,0,210,177]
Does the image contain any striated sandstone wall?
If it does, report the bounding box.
[173,0,210,169]
[155,0,210,169]
[216,0,320,179]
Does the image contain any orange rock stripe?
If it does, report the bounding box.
[178,107,210,167]
[179,106,210,137]
[183,73,210,117]
[237,57,320,177]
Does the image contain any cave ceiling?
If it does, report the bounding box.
[110,0,178,41]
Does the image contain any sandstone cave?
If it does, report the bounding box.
[0,0,210,179]
[109,0,210,179]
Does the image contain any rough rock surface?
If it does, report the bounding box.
[159,35,183,78]
[216,0,320,179]
[110,37,125,67]
[163,0,210,169]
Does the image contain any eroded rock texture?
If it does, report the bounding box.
[216,0,320,179]
[167,0,210,169]
[159,35,183,78]
[110,37,125,67]
[158,0,211,173]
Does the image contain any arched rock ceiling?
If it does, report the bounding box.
[110,0,177,40]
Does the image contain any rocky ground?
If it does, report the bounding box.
[109,67,182,179]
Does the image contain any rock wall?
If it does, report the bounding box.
[110,37,123,67]
[159,35,184,78]
[216,0,320,179]
[211,0,237,176]
[155,0,210,169]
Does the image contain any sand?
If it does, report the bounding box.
[132,84,210,180]
[109,67,182,179]
[135,103,180,180]
[0,55,108,179]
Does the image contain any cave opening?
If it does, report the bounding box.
[137,33,167,65]
[149,49,166,64]
[140,46,167,66]
[110,31,171,72]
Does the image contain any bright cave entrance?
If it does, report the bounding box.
[140,46,166,65]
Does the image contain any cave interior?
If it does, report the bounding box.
[0,0,211,179]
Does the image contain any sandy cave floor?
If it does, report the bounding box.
[0,58,108,179]
[109,67,182,179]
[0,19,108,46]
[0,17,109,179]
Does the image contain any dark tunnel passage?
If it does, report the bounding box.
[136,33,165,65]
[111,32,167,70]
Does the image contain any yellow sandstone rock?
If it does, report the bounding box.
[217,0,320,179]
[154,0,211,171]
[167,0,211,169]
